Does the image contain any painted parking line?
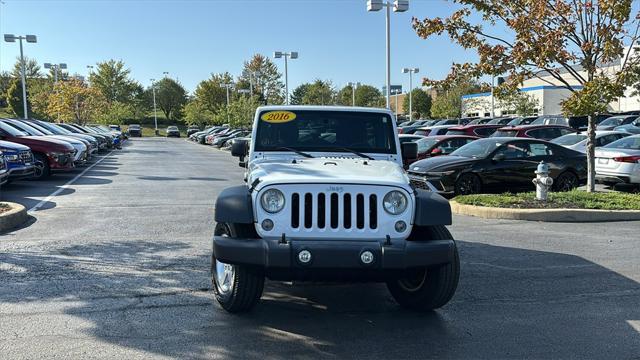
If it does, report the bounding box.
[28,150,115,214]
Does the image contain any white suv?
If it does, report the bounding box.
[212,106,459,313]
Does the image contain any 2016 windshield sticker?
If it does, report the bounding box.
[261,111,297,123]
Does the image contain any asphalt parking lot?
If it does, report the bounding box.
[1,138,639,359]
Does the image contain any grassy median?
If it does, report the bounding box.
[0,202,10,215]
[453,190,640,210]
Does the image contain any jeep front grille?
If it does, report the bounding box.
[290,191,378,230]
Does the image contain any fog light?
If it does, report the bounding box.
[298,250,312,264]
[360,251,374,264]
[395,220,407,232]
[261,219,274,231]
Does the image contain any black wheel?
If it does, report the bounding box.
[454,173,481,195]
[387,225,460,311]
[211,223,264,313]
[554,171,578,192]
[33,153,51,179]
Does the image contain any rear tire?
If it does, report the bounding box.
[387,225,460,311]
[554,171,578,192]
[211,223,264,313]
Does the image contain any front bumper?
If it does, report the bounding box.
[8,165,35,180]
[408,173,455,194]
[213,236,455,280]
[0,171,8,186]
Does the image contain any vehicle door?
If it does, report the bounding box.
[481,142,531,191]
[525,141,567,178]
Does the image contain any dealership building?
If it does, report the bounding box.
[461,59,640,117]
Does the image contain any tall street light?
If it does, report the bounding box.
[150,78,158,135]
[220,83,235,123]
[44,63,67,83]
[402,67,419,120]
[367,0,408,109]
[163,71,169,78]
[4,34,37,119]
[348,82,360,106]
[274,51,298,105]
[86,65,94,85]
[390,88,401,118]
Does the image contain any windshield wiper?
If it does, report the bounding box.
[335,147,374,160]
[276,147,314,158]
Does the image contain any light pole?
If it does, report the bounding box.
[274,51,298,105]
[402,67,419,120]
[163,71,169,78]
[4,34,37,119]
[348,82,360,106]
[44,63,67,83]
[150,78,158,135]
[220,83,235,123]
[86,65,94,84]
[367,0,408,109]
[490,75,495,118]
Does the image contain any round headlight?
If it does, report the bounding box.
[383,191,408,215]
[260,189,285,213]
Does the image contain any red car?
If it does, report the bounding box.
[0,120,75,179]
[492,124,575,141]
[399,134,478,167]
[445,124,504,137]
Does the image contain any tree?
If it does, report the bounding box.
[413,0,640,191]
[11,57,41,79]
[336,84,385,107]
[95,102,134,125]
[147,78,187,121]
[46,79,105,123]
[193,72,235,113]
[215,95,261,128]
[184,99,216,127]
[290,83,311,105]
[88,60,137,106]
[402,88,432,118]
[0,71,12,107]
[238,54,285,105]
[129,83,148,121]
[302,79,335,105]
[497,91,540,116]
[430,91,460,119]
[6,78,31,118]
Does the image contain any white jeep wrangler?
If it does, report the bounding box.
[212,106,459,313]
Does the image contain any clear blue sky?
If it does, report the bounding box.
[0,0,476,94]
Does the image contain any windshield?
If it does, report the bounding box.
[39,122,73,135]
[4,120,46,136]
[168,126,178,130]
[603,136,640,150]
[551,133,586,145]
[129,125,141,129]
[451,138,503,158]
[599,117,628,126]
[24,121,55,135]
[0,121,28,136]
[254,110,397,154]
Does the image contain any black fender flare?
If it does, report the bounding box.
[214,185,254,224]
[413,189,452,226]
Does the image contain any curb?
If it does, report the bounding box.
[450,201,640,222]
[0,202,29,233]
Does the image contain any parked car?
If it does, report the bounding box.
[595,135,640,188]
[486,117,515,125]
[397,119,433,134]
[402,135,479,168]
[58,123,110,151]
[413,125,457,137]
[186,125,201,137]
[73,124,116,149]
[567,114,613,129]
[197,126,228,144]
[0,121,75,179]
[551,131,630,153]
[27,120,99,157]
[407,138,586,195]
[109,124,122,131]
[128,124,142,137]
[492,124,575,141]
[166,126,180,138]
[0,140,35,181]
[614,118,640,134]
[446,124,504,137]
[212,130,250,148]
[530,115,569,126]
[506,116,537,126]
[1,119,89,166]
[596,115,638,130]
[434,119,460,126]
[465,117,493,125]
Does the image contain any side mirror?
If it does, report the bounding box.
[492,153,506,162]
[230,139,248,157]
[400,142,418,160]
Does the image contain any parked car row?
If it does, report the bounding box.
[0,118,124,185]
[188,125,252,149]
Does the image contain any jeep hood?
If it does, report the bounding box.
[249,158,410,189]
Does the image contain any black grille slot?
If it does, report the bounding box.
[291,193,300,228]
[343,194,352,229]
[356,194,365,229]
[330,193,339,228]
[317,193,326,228]
[369,194,377,229]
[304,193,313,228]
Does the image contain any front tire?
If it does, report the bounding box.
[455,173,482,195]
[386,225,460,311]
[211,223,264,313]
[33,153,51,179]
